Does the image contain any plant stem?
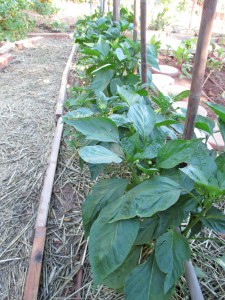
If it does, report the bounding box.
[183,206,210,237]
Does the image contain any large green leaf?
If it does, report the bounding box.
[157,139,202,169]
[206,102,225,122]
[109,114,130,127]
[93,36,110,57]
[135,196,197,245]
[102,247,141,290]
[90,69,114,93]
[195,115,215,135]
[180,165,225,195]
[110,176,181,222]
[173,90,190,101]
[83,178,128,235]
[146,45,159,69]
[188,142,217,176]
[79,145,122,164]
[156,230,191,293]
[115,48,126,61]
[161,168,194,192]
[127,103,156,139]
[124,253,174,300]
[89,212,139,286]
[65,117,119,143]
[117,85,144,106]
[81,47,101,57]
[201,207,225,233]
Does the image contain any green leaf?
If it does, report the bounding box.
[110,176,181,222]
[206,102,225,122]
[115,48,126,61]
[83,178,128,235]
[117,85,144,106]
[109,114,130,127]
[93,36,110,56]
[135,196,197,246]
[134,144,159,160]
[146,45,159,69]
[201,207,225,234]
[173,90,190,101]
[124,253,174,300]
[161,168,194,192]
[110,78,123,94]
[180,165,209,186]
[87,163,105,180]
[218,118,225,145]
[65,117,119,143]
[89,213,139,286]
[127,104,156,139]
[81,47,101,57]
[157,139,203,169]
[79,146,122,164]
[103,247,141,290]
[195,115,215,134]
[63,107,93,120]
[215,254,225,271]
[156,230,191,293]
[91,69,114,93]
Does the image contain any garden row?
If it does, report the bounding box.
[63,10,225,300]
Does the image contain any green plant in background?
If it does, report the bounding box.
[64,12,225,300]
[148,7,171,31]
[207,43,225,72]
[149,35,161,56]
[0,0,34,41]
[31,0,59,16]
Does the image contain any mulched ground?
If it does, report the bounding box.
[0,38,72,299]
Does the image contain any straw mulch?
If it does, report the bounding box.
[0,38,72,299]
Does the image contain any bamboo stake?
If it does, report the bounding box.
[113,0,120,23]
[182,1,218,299]
[133,0,138,42]
[183,0,218,140]
[140,0,147,84]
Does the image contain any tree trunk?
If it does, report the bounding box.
[133,0,138,42]
[183,0,218,137]
[140,0,147,84]
[113,0,120,23]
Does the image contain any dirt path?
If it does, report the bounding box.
[0,38,72,299]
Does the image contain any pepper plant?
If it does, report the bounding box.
[64,12,225,300]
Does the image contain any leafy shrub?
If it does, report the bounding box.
[31,0,59,16]
[64,12,225,300]
[0,0,34,41]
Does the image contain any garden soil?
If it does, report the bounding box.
[0,38,72,299]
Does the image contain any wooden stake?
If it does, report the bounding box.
[133,0,138,42]
[140,0,147,84]
[183,0,218,139]
[113,0,120,23]
[55,44,77,118]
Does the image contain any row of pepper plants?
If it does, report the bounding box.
[63,10,225,300]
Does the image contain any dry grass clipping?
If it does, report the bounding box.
[0,38,72,299]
